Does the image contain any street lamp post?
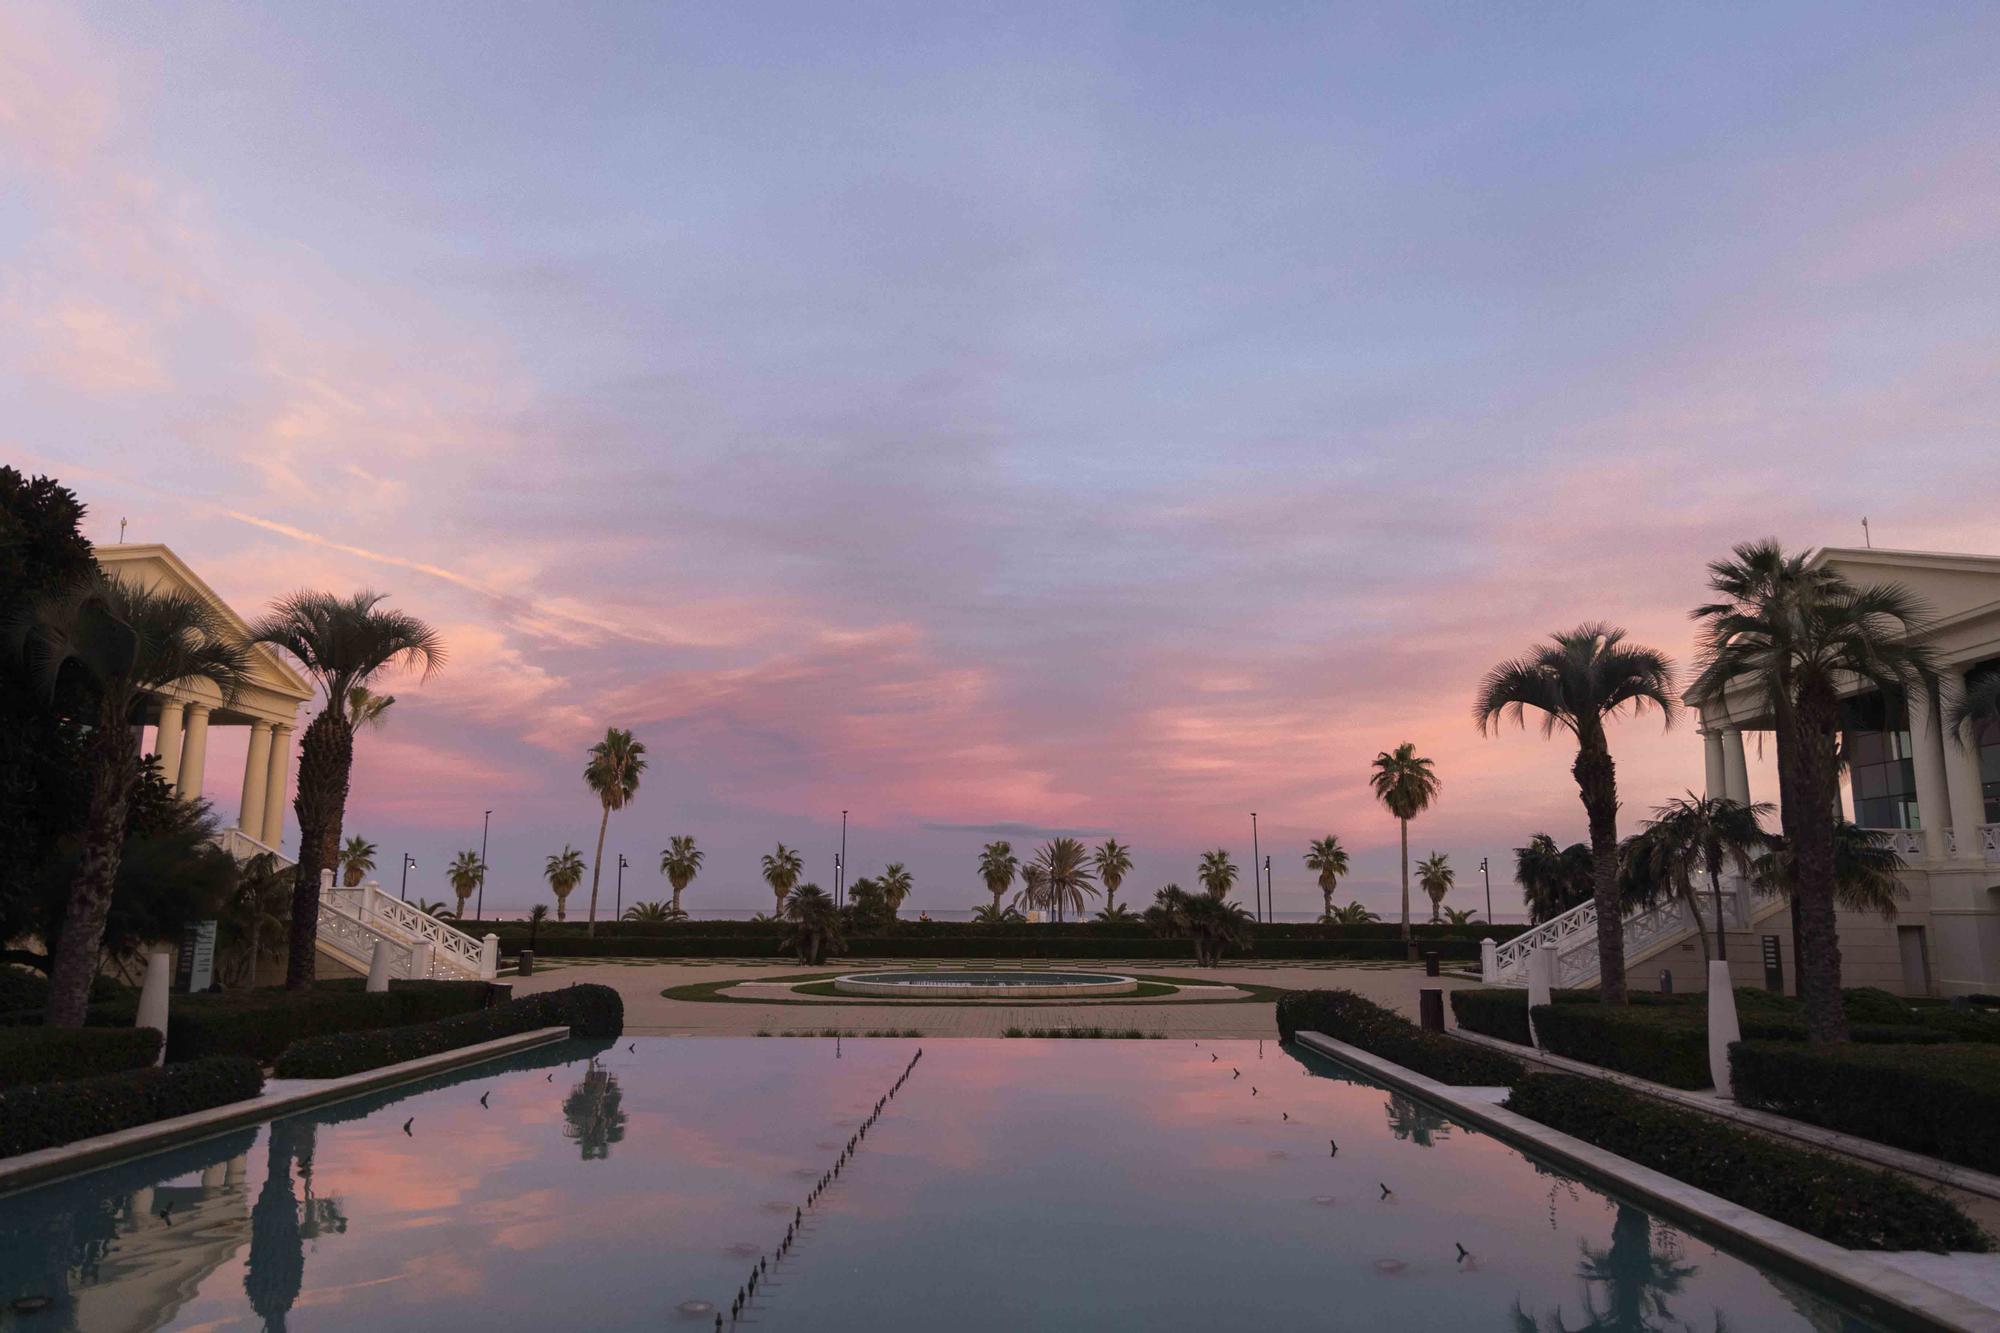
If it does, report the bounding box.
[834,853,843,908]
[1264,854,1272,922]
[839,810,848,909]
[477,809,492,922]
[1480,856,1492,923]
[400,853,416,901]
[1250,812,1262,922]
[617,854,628,921]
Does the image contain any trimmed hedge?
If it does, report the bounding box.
[499,933,1490,962]
[1732,1042,2000,1175]
[461,917,1531,943]
[89,980,498,1063]
[0,1025,163,1090]
[1504,1073,1990,1253]
[272,984,623,1079]
[1276,989,1523,1086]
[0,1057,264,1159]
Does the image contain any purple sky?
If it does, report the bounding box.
[6,3,1999,917]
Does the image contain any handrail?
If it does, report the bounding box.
[319,876,496,979]
[1487,874,1777,988]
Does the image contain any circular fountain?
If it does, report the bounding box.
[830,970,1140,998]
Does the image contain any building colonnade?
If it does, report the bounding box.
[150,697,295,852]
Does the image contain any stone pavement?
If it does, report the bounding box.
[509,957,1480,1037]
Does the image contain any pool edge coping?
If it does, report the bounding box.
[1294,1030,2000,1333]
[0,1026,571,1198]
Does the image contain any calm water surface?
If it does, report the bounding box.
[0,1038,1885,1331]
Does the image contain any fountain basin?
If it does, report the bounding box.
[830,970,1139,999]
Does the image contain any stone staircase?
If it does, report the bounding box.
[1484,873,1786,988]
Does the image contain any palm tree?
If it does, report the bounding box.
[658,835,703,914]
[344,685,395,731]
[338,836,378,888]
[1516,833,1594,924]
[413,898,453,919]
[1148,885,1253,965]
[780,884,844,964]
[10,571,251,1025]
[1093,839,1133,912]
[970,902,1026,925]
[622,900,684,923]
[1032,837,1098,921]
[761,843,804,910]
[1637,793,1770,960]
[878,862,915,915]
[1370,743,1442,952]
[1016,863,1049,915]
[1324,900,1379,926]
[1095,902,1138,923]
[248,590,443,988]
[1440,905,1478,926]
[1303,835,1351,918]
[527,902,549,950]
[447,850,484,918]
[1754,821,1909,920]
[1948,668,2000,740]
[581,728,647,935]
[1475,626,1678,1003]
[224,851,292,988]
[562,1062,627,1161]
[1691,541,1936,1041]
[1196,848,1238,900]
[1416,852,1454,923]
[544,845,585,921]
[977,841,1018,914]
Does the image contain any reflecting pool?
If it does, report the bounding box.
[0,1038,1889,1330]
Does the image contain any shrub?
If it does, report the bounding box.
[1276,989,1523,1086]
[1504,1073,1989,1253]
[1529,1004,1715,1089]
[498,932,1491,962]
[87,981,498,1063]
[0,1057,264,1158]
[1732,1042,2000,1175]
[272,984,623,1079]
[0,1026,162,1090]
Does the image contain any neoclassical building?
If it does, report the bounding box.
[98,544,312,855]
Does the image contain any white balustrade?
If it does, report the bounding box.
[1983,824,2000,861]
[1488,876,1778,990]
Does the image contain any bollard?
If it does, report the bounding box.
[1418,987,1444,1033]
[1479,937,1497,983]
[1658,969,1673,995]
[136,950,172,1064]
[518,949,535,977]
[1707,959,1740,1097]
[366,939,393,992]
[1424,950,1440,978]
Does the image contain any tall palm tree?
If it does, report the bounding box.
[780,884,844,964]
[658,835,703,914]
[544,845,585,921]
[1196,848,1238,900]
[338,836,377,888]
[1638,794,1770,960]
[1016,862,1049,916]
[878,862,914,914]
[977,840,1018,913]
[344,685,395,731]
[1093,839,1133,912]
[1416,852,1454,923]
[1691,541,1936,1041]
[1032,837,1097,921]
[1370,743,1442,950]
[1475,625,1678,1003]
[447,851,484,918]
[582,728,647,935]
[11,571,251,1025]
[249,590,443,988]
[1303,835,1350,918]
[1148,885,1254,966]
[762,843,804,909]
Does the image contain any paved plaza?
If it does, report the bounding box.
[510,957,1479,1037]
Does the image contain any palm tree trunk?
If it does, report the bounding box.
[1791,690,1849,1042]
[1704,840,1728,963]
[46,721,139,1026]
[287,707,353,989]
[1398,819,1411,947]
[555,889,567,922]
[1574,736,1628,1004]
[670,886,683,913]
[586,804,609,937]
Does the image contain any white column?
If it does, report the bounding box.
[154,699,187,794]
[1945,668,1990,860]
[1479,937,1498,983]
[178,704,211,799]
[239,720,272,836]
[1526,944,1555,1049]
[1722,729,1751,805]
[1907,685,1952,860]
[136,950,172,1065]
[1702,729,1727,801]
[261,724,292,848]
[1707,959,1741,1097]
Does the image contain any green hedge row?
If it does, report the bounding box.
[88,980,498,1063]
[504,933,1487,961]
[272,984,624,1079]
[1276,989,1523,1086]
[1732,1042,2000,1175]
[461,917,1528,941]
[0,1026,163,1090]
[1504,1073,1989,1252]
[0,1057,265,1159]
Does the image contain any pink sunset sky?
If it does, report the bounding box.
[6,4,1999,916]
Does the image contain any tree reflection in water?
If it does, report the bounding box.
[1512,1204,1717,1333]
[563,1060,628,1161]
[1384,1091,1453,1147]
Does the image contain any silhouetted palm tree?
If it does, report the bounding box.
[1416,852,1454,923]
[446,850,484,918]
[1093,839,1133,912]
[1691,541,1936,1041]
[762,843,804,910]
[544,845,584,921]
[562,1062,628,1161]
[978,840,1018,914]
[1754,821,1909,919]
[879,862,914,915]
[622,900,683,923]
[1149,885,1254,965]
[1196,848,1239,900]
[338,836,377,888]
[582,728,646,935]
[780,884,843,964]
[1016,863,1049,916]
[249,590,443,987]
[1516,834,1595,924]
[1370,744,1441,949]
[1324,900,1379,925]
[1032,838,1098,921]
[1304,835,1350,919]
[343,685,395,731]
[1477,625,1678,1003]
[10,572,251,1024]
[1637,793,1770,960]
[658,835,702,914]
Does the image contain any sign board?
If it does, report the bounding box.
[1760,934,1784,994]
[177,920,218,993]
